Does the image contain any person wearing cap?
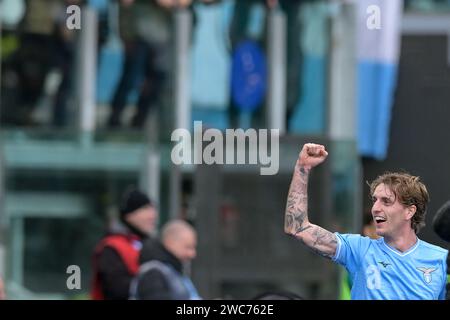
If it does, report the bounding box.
[91,189,158,300]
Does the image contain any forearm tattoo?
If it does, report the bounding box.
[285,165,337,259]
[285,166,310,234]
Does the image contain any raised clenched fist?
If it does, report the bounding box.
[298,143,328,169]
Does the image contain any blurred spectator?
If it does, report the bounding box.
[190,0,231,130]
[228,0,306,128]
[0,0,25,31]
[276,0,306,123]
[433,200,450,243]
[433,200,450,299]
[1,0,81,127]
[362,211,380,241]
[0,276,6,300]
[228,0,267,128]
[107,0,174,128]
[91,189,158,300]
[51,0,80,127]
[7,0,60,125]
[157,0,193,8]
[130,219,200,300]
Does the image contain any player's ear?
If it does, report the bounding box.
[406,205,417,220]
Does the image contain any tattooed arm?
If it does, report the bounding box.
[284,143,337,259]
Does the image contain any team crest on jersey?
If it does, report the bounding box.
[417,267,437,284]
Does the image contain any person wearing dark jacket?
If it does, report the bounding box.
[130,219,200,300]
[433,200,450,299]
[91,189,158,300]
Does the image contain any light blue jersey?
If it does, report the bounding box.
[333,233,448,300]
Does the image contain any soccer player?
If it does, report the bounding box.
[284,143,448,299]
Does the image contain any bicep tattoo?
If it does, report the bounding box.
[309,226,338,259]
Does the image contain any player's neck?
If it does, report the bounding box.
[384,229,418,253]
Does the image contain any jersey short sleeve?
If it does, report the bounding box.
[333,233,371,274]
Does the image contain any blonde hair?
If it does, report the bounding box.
[369,172,429,234]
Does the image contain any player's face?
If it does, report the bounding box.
[371,184,412,238]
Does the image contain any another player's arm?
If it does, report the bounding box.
[284,144,338,259]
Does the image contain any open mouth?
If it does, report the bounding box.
[374,217,387,225]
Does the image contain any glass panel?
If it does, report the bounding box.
[405,0,450,12]
[330,140,361,234]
